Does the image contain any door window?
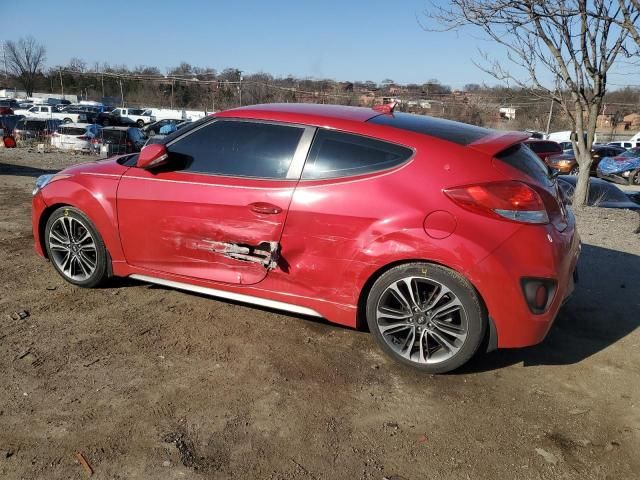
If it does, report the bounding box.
[301,129,413,179]
[168,120,304,179]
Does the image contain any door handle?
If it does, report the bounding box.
[249,202,282,215]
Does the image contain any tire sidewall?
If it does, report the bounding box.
[44,206,108,288]
[366,263,486,374]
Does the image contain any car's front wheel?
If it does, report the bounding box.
[44,207,108,287]
[366,263,487,373]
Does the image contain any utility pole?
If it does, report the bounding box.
[170,80,174,109]
[545,98,554,136]
[59,68,64,99]
[2,42,8,78]
[238,70,243,106]
[119,78,124,107]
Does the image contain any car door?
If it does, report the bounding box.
[117,118,315,285]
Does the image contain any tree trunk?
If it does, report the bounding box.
[573,151,592,207]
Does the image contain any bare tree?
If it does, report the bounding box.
[425,1,635,206]
[619,0,640,45]
[5,36,46,97]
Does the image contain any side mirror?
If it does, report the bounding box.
[137,144,169,169]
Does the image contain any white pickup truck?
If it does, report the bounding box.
[111,108,155,127]
[15,105,87,124]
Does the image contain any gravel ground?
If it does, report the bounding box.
[1,148,639,480]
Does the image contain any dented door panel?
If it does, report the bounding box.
[117,171,295,285]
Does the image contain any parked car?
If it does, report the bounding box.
[94,126,147,156]
[16,104,87,123]
[596,147,640,185]
[95,110,138,127]
[557,175,640,210]
[59,105,100,124]
[31,104,580,374]
[607,141,640,149]
[524,139,563,163]
[110,107,155,127]
[14,118,63,142]
[51,123,102,152]
[546,144,626,174]
[0,99,20,110]
[143,118,185,136]
[0,115,24,136]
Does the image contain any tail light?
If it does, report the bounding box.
[444,181,549,224]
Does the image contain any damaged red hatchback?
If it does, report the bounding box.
[32,104,580,373]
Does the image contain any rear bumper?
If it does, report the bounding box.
[469,213,580,348]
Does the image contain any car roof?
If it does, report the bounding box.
[223,103,381,123]
[217,103,524,151]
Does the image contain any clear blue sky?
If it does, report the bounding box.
[2,0,634,88]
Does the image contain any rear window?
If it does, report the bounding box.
[527,141,562,154]
[496,144,551,185]
[368,112,491,145]
[302,129,413,179]
[58,127,87,136]
[101,130,127,143]
[128,109,145,115]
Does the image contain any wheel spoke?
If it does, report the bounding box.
[379,322,413,334]
[377,306,412,321]
[387,283,412,311]
[428,329,458,352]
[432,319,466,338]
[426,284,453,309]
[50,229,68,245]
[430,297,463,319]
[399,278,421,309]
[398,327,415,359]
[418,329,429,363]
[78,251,96,271]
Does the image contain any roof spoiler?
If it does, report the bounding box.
[467,131,531,157]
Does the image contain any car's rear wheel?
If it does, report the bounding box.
[366,263,486,373]
[44,207,108,288]
[63,117,72,123]
[628,169,640,186]
[137,120,144,128]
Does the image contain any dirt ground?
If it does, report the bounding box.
[1,147,639,480]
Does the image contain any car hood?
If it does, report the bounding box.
[59,155,131,177]
[597,156,640,174]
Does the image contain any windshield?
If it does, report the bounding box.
[619,148,640,158]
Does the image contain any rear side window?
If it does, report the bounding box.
[302,129,413,179]
[168,120,304,179]
[496,144,551,186]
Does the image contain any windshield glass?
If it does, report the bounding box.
[620,148,640,158]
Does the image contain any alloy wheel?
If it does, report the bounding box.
[48,216,98,282]
[375,276,468,364]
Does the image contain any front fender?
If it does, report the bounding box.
[37,174,124,262]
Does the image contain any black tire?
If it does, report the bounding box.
[44,206,109,288]
[628,169,640,186]
[63,117,72,123]
[366,262,487,374]
[136,119,145,128]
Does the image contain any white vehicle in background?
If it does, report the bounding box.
[51,123,101,152]
[15,105,87,123]
[142,108,209,122]
[111,107,155,127]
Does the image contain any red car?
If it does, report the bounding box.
[31,104,580,373]
[524,138,563,163]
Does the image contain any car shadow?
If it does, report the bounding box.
[457,243,640,373]
[0,162,59,177]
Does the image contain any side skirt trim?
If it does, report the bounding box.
[129,274,323,318]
